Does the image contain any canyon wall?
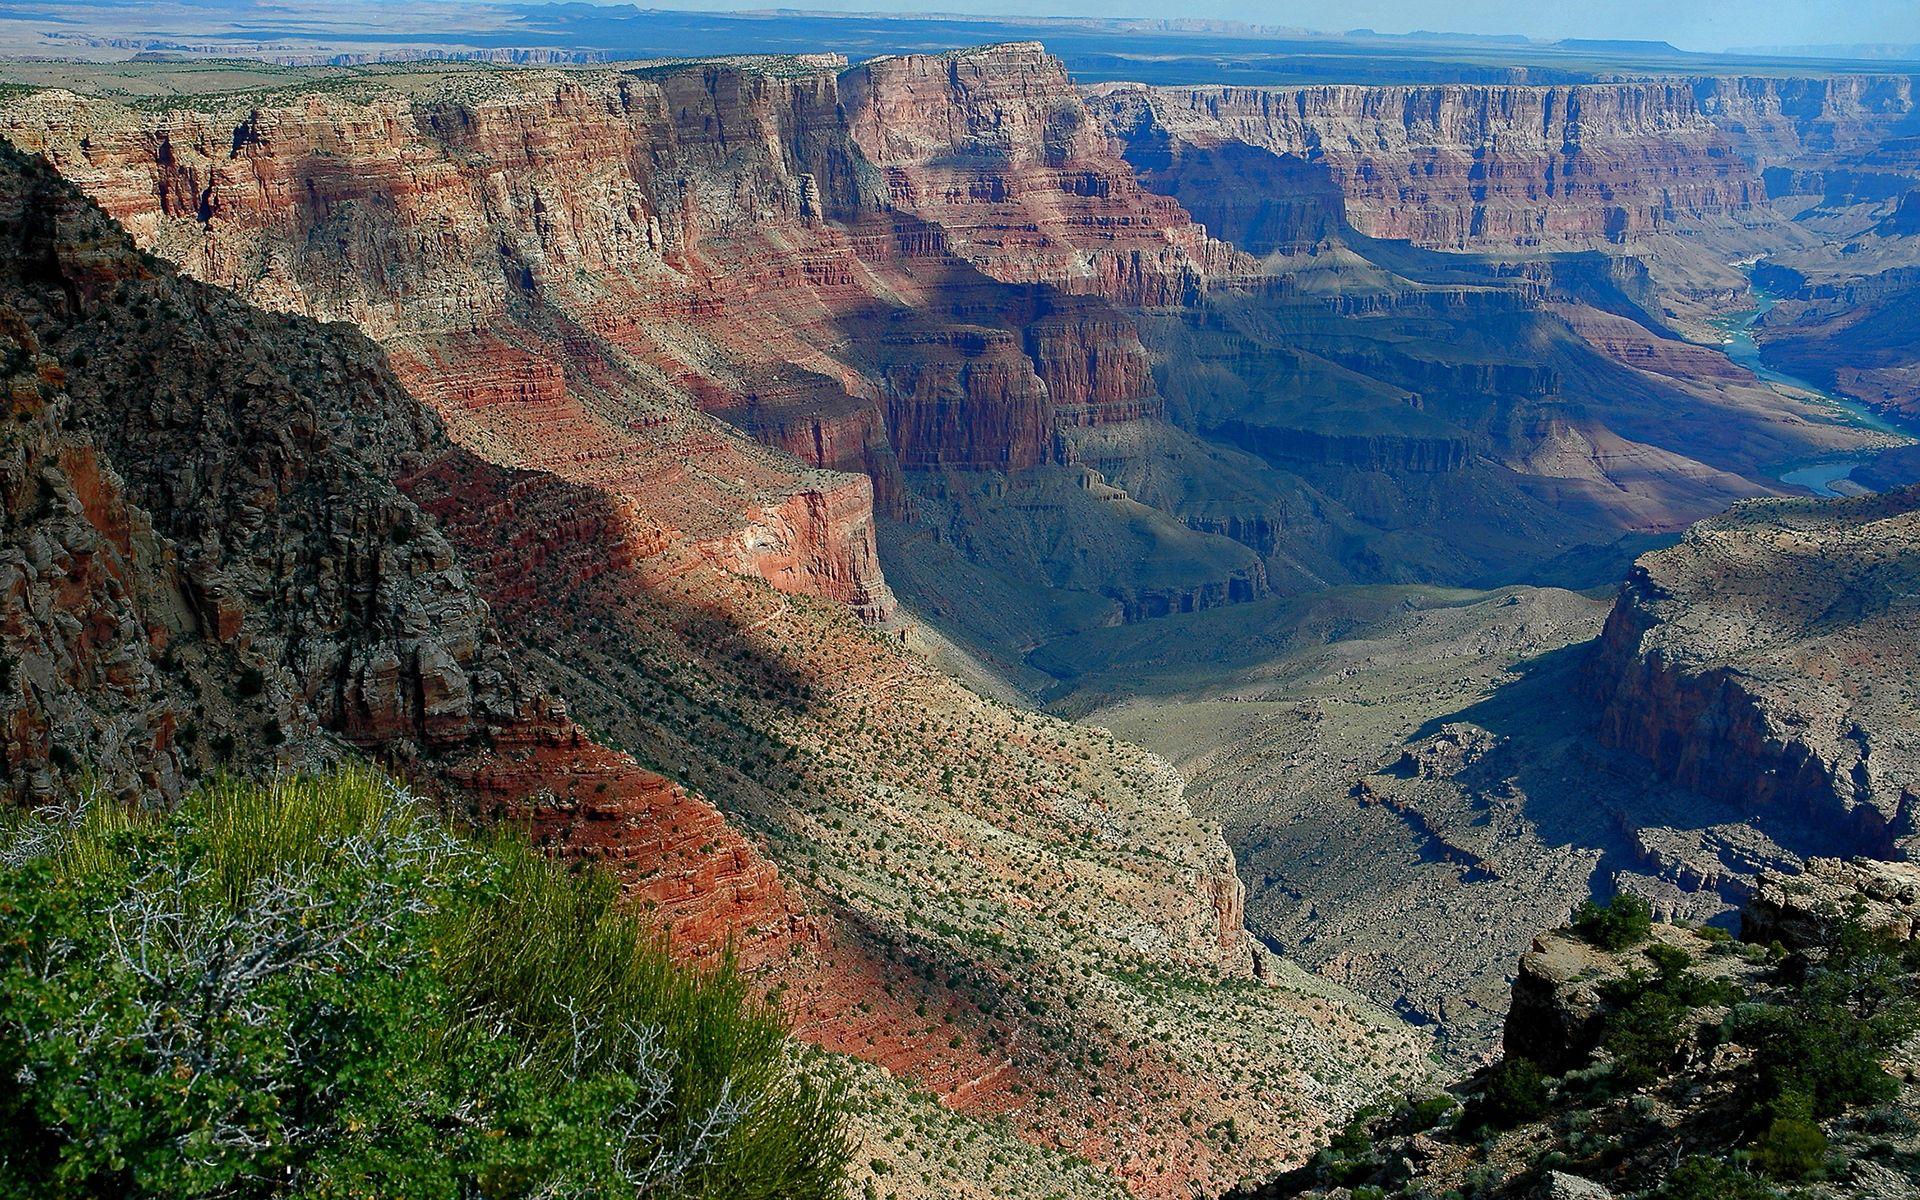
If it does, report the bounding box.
[2,67,908,619]
[841,42,1245,303]
[0,143,802,965]
[0,86,1433,1199]
[0,44,1251,614]
[1091,81,1765,250]
[9,47,1891,670]
[1692,74,1920,171]
[1589,488,1920,856]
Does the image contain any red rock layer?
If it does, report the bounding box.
[1,45,1246,592]
[450,716,804,967]
[841,42,1250,304]
[1089,81,1765,249]
[0,312,190,804]
[1552,303,1751,383]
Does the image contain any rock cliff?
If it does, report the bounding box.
[7,47,1892,675]
[842,43,1245,303]
[2,67,911,620]
[1091,81,1764,250]
[1589,487,1920,855]
[1692,74,1920,171]
[0,46,1247,613]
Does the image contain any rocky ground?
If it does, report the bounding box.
[416,451,1437,1194]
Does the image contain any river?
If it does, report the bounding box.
[1715,264,1919,496]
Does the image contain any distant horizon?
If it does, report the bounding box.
[514,0,1920,56]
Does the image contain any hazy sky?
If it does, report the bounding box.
[655,1,1920,53]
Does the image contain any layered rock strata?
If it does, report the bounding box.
[1090,81,1764,250]
[0,45,1252,626]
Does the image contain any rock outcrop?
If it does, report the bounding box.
[1246,859,1920,1199]
[1743,856,1920,948]
[1589,488,1920,855]
[1502,923,1728,1074]
[842,43,1244,303]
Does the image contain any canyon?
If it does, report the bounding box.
[0,116,1425,1200]
[1,26,1919,1200]
[0,46,1892,674]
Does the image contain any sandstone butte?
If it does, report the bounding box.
[1589,486,1920,855]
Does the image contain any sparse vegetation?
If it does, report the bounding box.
[1653,1156,1779,1200]
[1276,888,1920,1199]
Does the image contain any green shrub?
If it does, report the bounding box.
[0,768,847,1199]
[1654,1156,1780,1200]
[1405,1094,1458,1130]
[1593,944,1737,1089]
[1752,1113,1828,1180]
[1572,893,1652,951]
[1328,1106,1382,1159]
[1737,917,1919,1122]
[1644,942,1692,976]
[1600,981,1685,1089]
[1462,1056,1551,1133]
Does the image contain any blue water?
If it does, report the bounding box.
[1715,266,1917,496]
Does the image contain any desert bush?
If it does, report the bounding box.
[1602,999,1684,1088]
[1461,1056,1551,1133]
[1593,944,1737,1089]
[1737,915,1920,1125]
[1752,1111,1829,1181]
[1571,893,1652,951]
[1653,1156,1780,1200]
[0,767,846,1199]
